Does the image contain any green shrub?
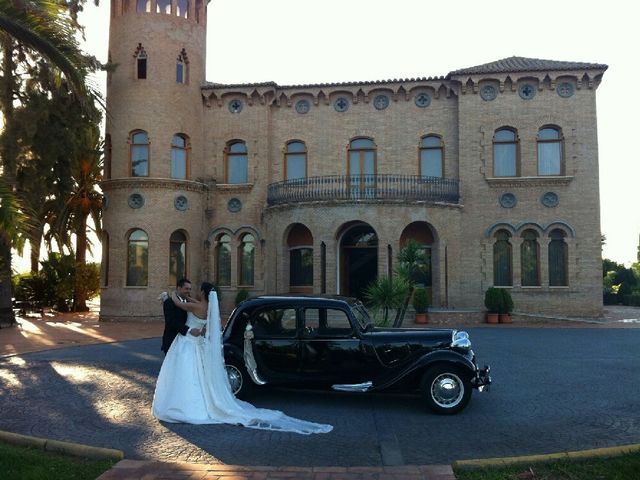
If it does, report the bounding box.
[499,288,514,314]
[235,289,250,306]
[412,287,428,313]
[484,287,503,313]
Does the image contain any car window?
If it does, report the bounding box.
[303,308,352,337]
[252,307,297,338]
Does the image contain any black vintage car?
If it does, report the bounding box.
[223,295,491,414]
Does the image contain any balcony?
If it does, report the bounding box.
[267,174,460,206]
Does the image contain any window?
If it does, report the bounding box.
[102,232,109,287]
[238,233,255,286]
[420,135,443,177]
[169,230,187,286]
[225,141,248,184]
[537,127,563,175]
[171,134,188,179]
[156,0,171,13]
[134,45,147,79]
[285,141,307,180]
[493,128,518,177]
[304,308,352,337]
[215,234,231,286]
[127,229,148,286]
[104,134,112,179]
[136,0,150,12]
[548,229,568,286]
[493,230,512,286]
[348,137,376,198]
[253,308,297,338]
[521,229,540,286]
[130,130,149,176]
[290,248,313,287]
[176,0,188,17]
[176,49,188,84]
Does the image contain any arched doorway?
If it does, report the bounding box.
[400,222,435,304]
[339,223,378,300]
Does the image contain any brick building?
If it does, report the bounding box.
[100,0,607,321]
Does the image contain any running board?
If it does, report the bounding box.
[331,381,373,392]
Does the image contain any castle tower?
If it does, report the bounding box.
[100,0,209,321]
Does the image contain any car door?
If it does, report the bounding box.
[250,305,300,379]
[299,306,370,384]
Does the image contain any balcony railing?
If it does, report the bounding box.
[267,174,460,206]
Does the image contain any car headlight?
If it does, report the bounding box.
[451,330,471,350]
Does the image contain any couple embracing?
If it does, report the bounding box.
[152,279,332,434]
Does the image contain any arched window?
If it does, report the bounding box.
[285,141,307,180]
[136,0,150,12]
[127,229,148,286]
[521,229,540,286]
[225,141,248,184]
[130,130,149,177]
[493,128,518,177]
[176,49,188,84]
[134,44,147,79]
[169,230,187,286]
[102,231,109,287]
[238,233,255,286]
[288,224,313,289]
[215,234,231,286]
[493,230,512,286]
[348,138,376,198]
[419,135,443,178]
[537,126,563,175]
[171,134,188,179]
[548,229,568,286]
[156,0,171,14]
[176,0,188,17]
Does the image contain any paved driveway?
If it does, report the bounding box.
[1,328,639,466]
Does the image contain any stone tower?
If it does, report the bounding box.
[101,0,209,321]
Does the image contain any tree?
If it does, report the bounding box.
[392,240,429,327]
[364,275,410,326]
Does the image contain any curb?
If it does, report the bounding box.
[0,430,124,461]
[453,443,640,469]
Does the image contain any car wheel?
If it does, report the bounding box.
[420,365,472,415]
[225,358,252,399]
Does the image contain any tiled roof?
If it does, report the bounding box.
[202,76,446,90]
[449,56,608,76]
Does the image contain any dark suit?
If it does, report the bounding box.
[161,296,188,354]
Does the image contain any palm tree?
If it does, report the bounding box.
[393,240,428,327]
[0,179,25,325]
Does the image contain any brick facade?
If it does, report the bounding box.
[100,2,607,321]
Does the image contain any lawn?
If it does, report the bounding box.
[0,441,115,480]
[453,450,640,480]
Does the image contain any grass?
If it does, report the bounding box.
[453,450,640,480]
[0,441,115,480]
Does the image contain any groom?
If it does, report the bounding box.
[161,278,202,355]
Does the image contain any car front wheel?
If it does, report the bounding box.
[225,358,252,399]
[420,365,472,415]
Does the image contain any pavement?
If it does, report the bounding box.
[1,304,639,479]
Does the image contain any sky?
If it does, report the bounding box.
[13,0,640,271]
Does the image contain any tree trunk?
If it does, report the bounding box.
[72,213,89,311]
[0,234,15,326]
[30,228,43,273]
[393,287,414,328]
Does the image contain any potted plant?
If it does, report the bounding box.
[412,287,429,324]
[498,288,514,323]
[484,287,502,324]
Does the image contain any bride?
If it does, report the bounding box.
[152,282,332,434]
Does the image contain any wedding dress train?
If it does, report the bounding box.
[152,292,332,434]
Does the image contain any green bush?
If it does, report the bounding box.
[235,289,250,306]
[499,288,514,314]
[622,292,640,306]
[484,287,503,313]
[412,287,428,313]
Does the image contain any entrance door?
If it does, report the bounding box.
[340,224,378,300]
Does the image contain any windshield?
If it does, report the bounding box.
[352,301,373,330]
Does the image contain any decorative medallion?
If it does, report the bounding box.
[334,97,349,112]
[373,94,389,110]
[128,193,144,209]
[480,85,497,101]
[295,99,310,114]
[499,192,517,209]
[518,84,536,100]
[541,191,559,208]
[557,82,574,98]
[227,197,242,213]
[174,194,188,211]
[414,93,431,108]
[228,99,243,113]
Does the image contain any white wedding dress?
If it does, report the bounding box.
[152,292,332,434]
